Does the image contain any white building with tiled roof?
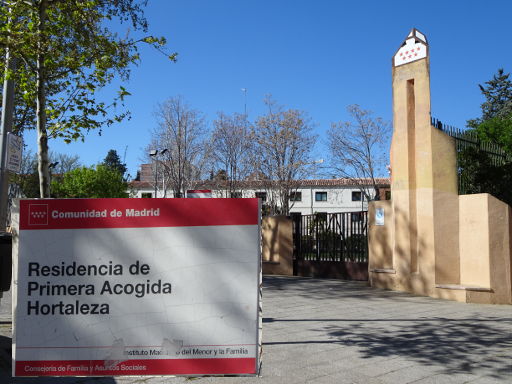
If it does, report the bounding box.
[278,178,390,214]
[130,164,390,215]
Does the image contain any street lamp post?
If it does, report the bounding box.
[149,149,158,198]
[159,149,168,197]
[149,149,170,198]
[48,162,59,198]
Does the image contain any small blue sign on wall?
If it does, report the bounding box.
[375,208,385,226]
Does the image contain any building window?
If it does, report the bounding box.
[385,190,391,200]
[141,192,153,198]
[255,192,267,202]
[230,191,243,198]
[289,192,302,202]
[315,192,327,202]
[352,191,362,201]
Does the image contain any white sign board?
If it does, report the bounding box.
[13,198,261,377]
[6,132,23,173]
[375,207,385,226]
[187,190,212,198]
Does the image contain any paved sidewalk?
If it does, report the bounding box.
[1,276,511,383]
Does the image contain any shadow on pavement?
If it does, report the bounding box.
[325,316,512,380]
[263,274,415,301]
[263,276,512,382]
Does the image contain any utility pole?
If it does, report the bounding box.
[0,49,17,231]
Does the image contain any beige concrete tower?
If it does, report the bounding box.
[368,29,512,304]
[390,28,459,295]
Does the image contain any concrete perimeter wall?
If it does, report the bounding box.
[262,216,293,276]
[370,192,512,304]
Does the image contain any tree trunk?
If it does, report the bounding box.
[36,0,50,198]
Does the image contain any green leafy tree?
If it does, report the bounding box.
[102,149,127,178]
[467,68,512,128]
[474,116,512,154]
[459,69,512,204]
[466,68,512,154]
[51,165,128,198]
[0,63,36,135]
[458,146,512,204]
[0,0,176,197]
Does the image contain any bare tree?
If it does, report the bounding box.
[150,96,209,197]
[211,112,252,197]
[48,151,81,175]
[251,96,317,215]
[9,149,81,198]
[327,104,390,201]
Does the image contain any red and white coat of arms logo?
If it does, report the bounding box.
[28,204,49,225]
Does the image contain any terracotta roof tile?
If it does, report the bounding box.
[129,177,390,190]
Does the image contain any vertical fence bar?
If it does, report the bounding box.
[291,212,301,276]
[315,214,319,261]
[336,213,341,262]
[341,213,345,262]
[305,215,309,261]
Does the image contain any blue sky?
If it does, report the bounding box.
[22,0,512,178]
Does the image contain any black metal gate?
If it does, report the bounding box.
[291,211,369,280]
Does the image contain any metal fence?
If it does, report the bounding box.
[431,117,512,194]
[292,211,368,263]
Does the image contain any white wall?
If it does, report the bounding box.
[288,186,370,215]
[130,184,373,214]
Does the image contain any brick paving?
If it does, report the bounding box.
[1,276,511,383]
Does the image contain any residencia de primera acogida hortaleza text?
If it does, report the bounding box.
[23,260,172,315]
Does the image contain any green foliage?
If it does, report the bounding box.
[457,147,512,205]
[475,115,512,155]
[0,1,169,141]
[102,149,127,178]
[51,165,128,198]
[467,69,512,128]
[0,64,36,135]
[458,69,512,204]
[342,234,368,262]
[10,170,40,198]
[0,0,176,196]
[307,212,329,234]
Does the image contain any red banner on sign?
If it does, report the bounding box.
[16,358,257,376]
[19,198,260,230]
